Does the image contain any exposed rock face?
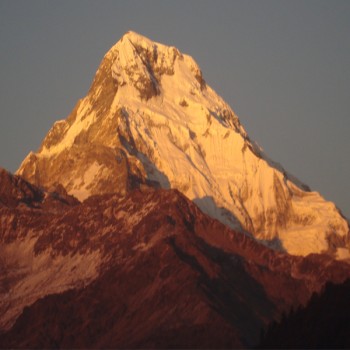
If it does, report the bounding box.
[0,167,44,207]
[1,170,350,348]
[0,167,78,210]
[17,31,349,257]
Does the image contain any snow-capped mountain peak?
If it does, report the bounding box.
[17,31,349,258]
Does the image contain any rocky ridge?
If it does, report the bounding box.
[1,169,350,348]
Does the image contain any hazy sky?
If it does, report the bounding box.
[1,0,349,218]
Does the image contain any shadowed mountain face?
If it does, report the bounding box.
[259,279,350,349]
[0,167,78,210]
[16,31,350,258]
[1,169,350,348]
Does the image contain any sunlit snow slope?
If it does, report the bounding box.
[17,31,350,258]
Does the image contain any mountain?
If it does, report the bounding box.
[259,279,350,348]
[1,168,350,348]
[16,31,349,258]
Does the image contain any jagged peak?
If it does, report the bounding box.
[101,31,204,100]
[120,30,156,50]
[108,30,176,60]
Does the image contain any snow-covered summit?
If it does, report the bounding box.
[106,30,207,102]
[17,32,350,258]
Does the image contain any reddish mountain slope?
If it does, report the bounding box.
[1,169,350,348]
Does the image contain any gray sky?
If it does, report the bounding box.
[1,0,349,218]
